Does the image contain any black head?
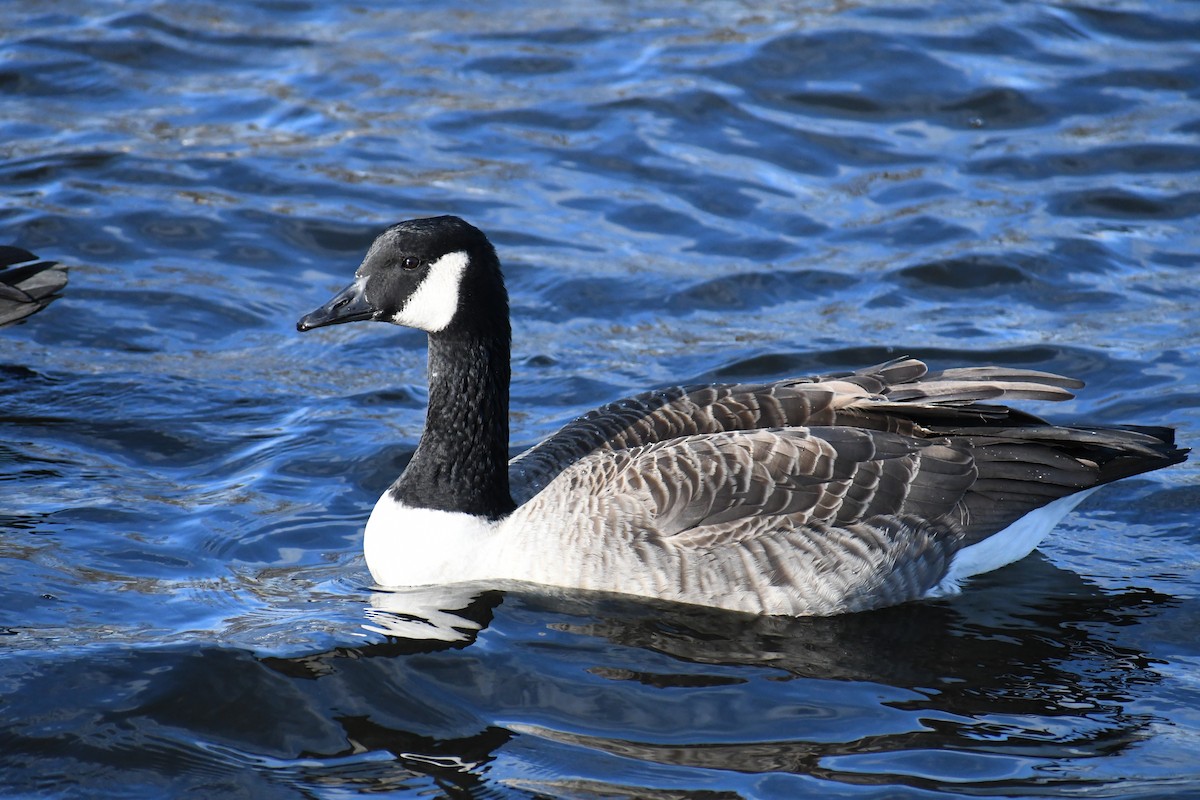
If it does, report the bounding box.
[297,215,506,336]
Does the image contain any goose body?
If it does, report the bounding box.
[298,216,1187,616]
[0,246,67,327]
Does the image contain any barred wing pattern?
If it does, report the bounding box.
[506,359,1181,614]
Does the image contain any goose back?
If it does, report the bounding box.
[509,357,1084,503]
[500,358,1185,614]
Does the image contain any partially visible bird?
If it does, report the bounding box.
[0,246,68,328]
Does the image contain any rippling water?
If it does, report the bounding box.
[3,1,1199,797]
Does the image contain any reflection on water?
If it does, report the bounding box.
[2,0,1198,797]
[0,557,1174,797]
[363,585,499,642]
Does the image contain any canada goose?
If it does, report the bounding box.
[0,246,67,327]
[297,215,1187,616]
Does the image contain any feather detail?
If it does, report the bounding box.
[0,246,68,327]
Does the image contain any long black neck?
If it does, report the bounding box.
[389,321,516,519]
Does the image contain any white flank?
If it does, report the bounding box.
[391,250,470,332]
[930,487,1099,597]
[364,492,501,587]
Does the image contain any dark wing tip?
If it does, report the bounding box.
[0,247,69,328]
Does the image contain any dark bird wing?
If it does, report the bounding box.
[0,246,68,327]
[509,357,1085,503]
[520,418,1183,615]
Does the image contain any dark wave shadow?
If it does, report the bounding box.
[2,553,1171,798]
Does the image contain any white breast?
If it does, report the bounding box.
[364,494,503,587]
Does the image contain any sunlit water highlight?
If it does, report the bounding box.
[2,1,1199,797]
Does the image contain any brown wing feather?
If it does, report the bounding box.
[549,426,976,546]
[517,406,1183,614]
[510,357,1084,502]
[512,356,1185,579]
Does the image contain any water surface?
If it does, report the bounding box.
[2,1,1199,797]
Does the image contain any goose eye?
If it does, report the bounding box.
[401,256,422,270]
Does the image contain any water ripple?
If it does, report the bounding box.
[1,0,1198,797]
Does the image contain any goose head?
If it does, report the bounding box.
[297,215,506,336]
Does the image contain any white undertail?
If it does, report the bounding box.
[930,488,1099,597]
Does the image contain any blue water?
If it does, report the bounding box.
[3,1,1199,797]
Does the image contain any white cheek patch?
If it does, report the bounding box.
[391,250,470,332]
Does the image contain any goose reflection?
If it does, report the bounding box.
[256,555,1183,796]
[8,561,1167,795]
[362,585,501,643]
